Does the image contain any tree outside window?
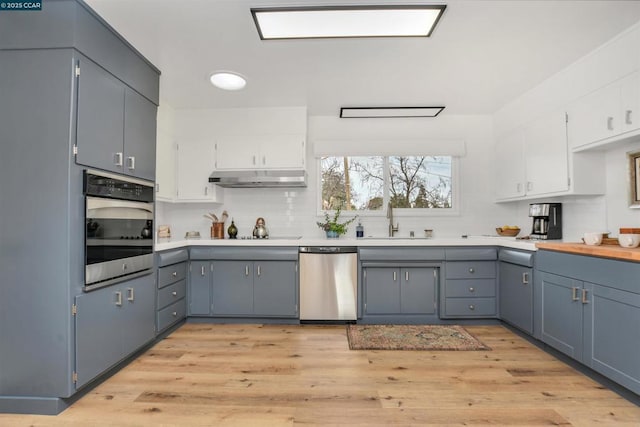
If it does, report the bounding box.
[320,155,453,212]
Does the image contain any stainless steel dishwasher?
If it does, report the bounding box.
[299,246,358,321]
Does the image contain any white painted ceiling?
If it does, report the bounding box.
[85,0,640,116]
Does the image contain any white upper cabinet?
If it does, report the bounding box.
[495,129,526,200]
[495,110,603,202]
[568,71,640,150]
[215,134,306,170]
[175,140,223,203]
[523,111,569,197]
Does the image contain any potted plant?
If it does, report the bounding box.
[316,206,357,238]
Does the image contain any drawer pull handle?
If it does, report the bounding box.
[393,271,397,281]
[468,287,475,293]
[172,311,177,317]
[201,266,205,276]
[522,272,529,284]
[571,287,580,302]
[626,110,633,125]
[172,271,177,277]
[581,289,589,304]
[245,265,250,276]
[172,291,177,296]
[607,116,614,131]
[468,304,475,311]
[468,268,475,274]
[405,271,409,281]
[127,288,134,302]
[115,291,123,307]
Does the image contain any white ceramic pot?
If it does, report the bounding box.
[618,233,640,248]
[583,232,603,246]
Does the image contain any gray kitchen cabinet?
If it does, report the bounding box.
[75,273,155,390]
[536,250,640,395]
[189,261,213,316]
[212,260,298,317]
[76,57,157,181]
[442,248,497,319]
[0,0,159,414]
[253,261,298,317]
[498,249,534,335]
[363,267,436,315]
[212,261,255,315]
[156,249,188,332]
[359,247,443,323]
[538,271,584,361]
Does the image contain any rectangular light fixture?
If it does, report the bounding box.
[340,107,445,118]
[251,5,446,40]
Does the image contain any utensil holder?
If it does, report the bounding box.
[211,222,225,239]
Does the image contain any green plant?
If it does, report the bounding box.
[316,206,357,235]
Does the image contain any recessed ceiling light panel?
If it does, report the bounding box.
[340,107,445,118]
[209,71,247,90]
[251,5,446,40]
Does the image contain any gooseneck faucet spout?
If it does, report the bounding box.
[387,202,399,237]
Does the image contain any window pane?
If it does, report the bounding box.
[320,156,384,210]
[389,156,452,209]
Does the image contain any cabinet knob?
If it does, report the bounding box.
[172,291,177,297]
[172,311,177,317]
[469,304,475,311]
[172,271,177,277]
[468,287,475,293]
[468,268,475,274]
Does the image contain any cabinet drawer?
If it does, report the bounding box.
[158,262,187,289]
[157,298,186,332]
[445,298,496,317]
[157,279,186,310]
[445,279,496,297]
[446,261,496,279]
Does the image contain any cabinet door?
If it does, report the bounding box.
[524,111,569,196]
[253,261,298,317]
[494,129,525,200]
[260,134,306,169]
[124,89,157,181]
[75,286,124,389]
[400,267,436,314]
[583,282,640,395]
[176,141,220,201]
[567,81,620,149]
[499,262,533,334]
[364,268,400,314]
[215,137,258,170]
[212,261,254,316]
[620,71,640,134]
[188,261,211,315]
[121,274,156,357]
[76,58,125,174]
[155,121,176,201]
[539,272,583,362]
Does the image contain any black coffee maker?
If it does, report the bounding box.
[529,203,562,240]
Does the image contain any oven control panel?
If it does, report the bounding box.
[84,170,154,202]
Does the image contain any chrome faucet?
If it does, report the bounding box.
[387,202,399,237]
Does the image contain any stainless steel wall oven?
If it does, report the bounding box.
[84,170,154,291]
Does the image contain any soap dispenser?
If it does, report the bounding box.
[356,221,364,238]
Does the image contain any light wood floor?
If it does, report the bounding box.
[2,324,639,426]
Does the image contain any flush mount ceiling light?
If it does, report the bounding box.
[209,71,247,90]
[340,106,445,118]
[251,5,446,40]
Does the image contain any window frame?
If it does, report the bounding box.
[317,155,460,217]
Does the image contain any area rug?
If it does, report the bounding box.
[346,324,491,351]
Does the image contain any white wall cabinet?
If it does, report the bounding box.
[568,71,640,151]
[495,110,603,202]
[215,134,306,170]
[155,128,176,201]
[495,129,526,200]
[175,140,223,203]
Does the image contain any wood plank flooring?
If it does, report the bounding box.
[2,324,640,426]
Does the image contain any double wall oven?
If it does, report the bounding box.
[84,170,154,291]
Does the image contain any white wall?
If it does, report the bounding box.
[157,111,517,239]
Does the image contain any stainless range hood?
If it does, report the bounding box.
[208,169,307,188]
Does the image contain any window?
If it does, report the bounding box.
[320,155,455,213]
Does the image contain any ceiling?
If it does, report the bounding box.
[84,0,640,116]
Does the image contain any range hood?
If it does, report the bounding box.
[208,169,307,188]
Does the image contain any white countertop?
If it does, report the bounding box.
[155,236,537,252]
